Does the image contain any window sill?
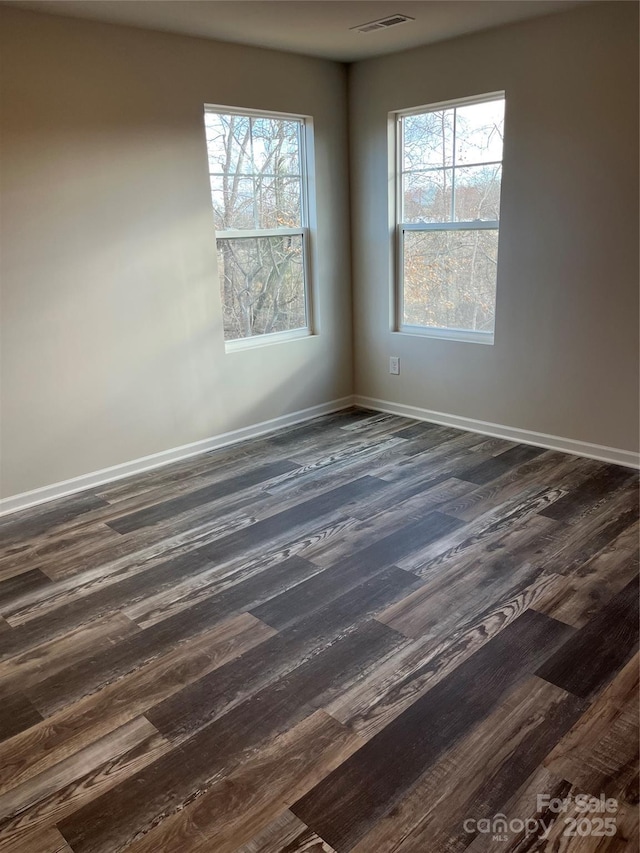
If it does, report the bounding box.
[395,325,495,346]
[224,328,313,352]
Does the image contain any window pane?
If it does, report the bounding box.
[250,117,301,175]
[403,110,454,170]
[217,235,306,340]
[205,113,302,178]
[204,112,253,174]
[205,111,305,232]
[257,176,302,229]
[454,164,502,221]
[209,174,256,230]
[403,229,498,333]
[455,99,505,165]
[403,169,453,223]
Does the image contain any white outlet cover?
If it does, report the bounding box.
[389,357,400,375]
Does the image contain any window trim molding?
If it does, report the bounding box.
[402,221,499,232]
[390,91,505,345]
[224,326,312,352]
[394,325,495,345]
[218,227,306,240]
[203,104,316,348]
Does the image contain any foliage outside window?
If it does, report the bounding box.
[204,108,311,343]
[396,94,505,343]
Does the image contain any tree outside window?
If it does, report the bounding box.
[204,109,311,342]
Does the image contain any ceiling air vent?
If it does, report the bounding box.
[351,14,415,34]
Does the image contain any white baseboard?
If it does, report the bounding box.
[3,392,636,518]
[0,397,355,517]
[354,395,640,470]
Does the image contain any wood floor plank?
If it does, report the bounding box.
[0,688,43,744]
[121,516,358,629]
[264,442,412,503]
[0,521,121,584]
[344,475,476,528]
[543,653,640,805]
[270,414,407,470]
[263,435,408,496]
[0,569,53,613]
[297,484,467,568]
[116,711,355,853]
[0,612,140,694]
[0,716,157,811]
[0,492,109,548]
[349,676,586,853]
[376,433,505,488]
[47,461,274,537]
[107,460,300,534]
[0,825,72,853]
[250,511,461,631]
[392,421,458,442]
[145,567,417,741]
[291,610,574,851]
[3,514,257,625]
[378,514,559,639]
[540,491,639,577]
[532,521,640,627]
[260,438,490,519]
[95,437,383,546]
[458,444,547,486]
[57,622,404,853]
[1,525,135,587]
[438,450,590,521]
[188,474,388,567]
[308,480,473,564]
[0,612,274,793]
[393,484,563,578]
[237,467,390,526]
[37,513,254,584]
[1,552,207,646]
[328,573,564,740]
[232,811,336,853]
[22,556,322,714]
[536,574,639,698]
[538,464,637,523]
[94,445,261,504]
[0,718,169,845]
[339,412,400,433]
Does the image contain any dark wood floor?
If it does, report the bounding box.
[0,408,638,853]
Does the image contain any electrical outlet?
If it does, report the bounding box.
[389,356,400,375]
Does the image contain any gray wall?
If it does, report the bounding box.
[349,2,639,452]
[0,6,352,497]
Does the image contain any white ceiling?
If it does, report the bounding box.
[8,0,587,62]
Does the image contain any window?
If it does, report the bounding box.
[394,93,505,344]
[203,107,312,345]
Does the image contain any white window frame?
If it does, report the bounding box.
[392,92,505,345]
[204,105,315,351]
